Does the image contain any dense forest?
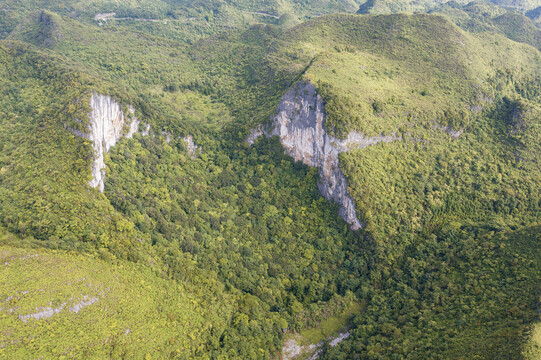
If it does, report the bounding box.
[1,0,541,359]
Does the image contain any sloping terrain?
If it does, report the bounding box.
[358,0,541,14]
[431,1,541,49]
[323,224,541,359]
[1,0,363,43]
[0,1,541,359]
[0,230,233,359]
[527,5,541,25]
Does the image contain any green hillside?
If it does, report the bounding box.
[357,0,468,14]
[0,20,356,359]
[0,40,143,258]
[323,223,541,359]
[358,0,541,14]
[295,13,541,242]
[1,0,362,43]
[527,5,541,25]
[1,0,541,359]
[282,14,541,356]
[0,229,234,359]
[430,2,541,49]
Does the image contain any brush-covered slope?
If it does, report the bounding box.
[0,40,145,257]
[358,0,541,14]
[288,13,541,242]
[490,0,541,11]
[0,230,233,359]
[357,0,469,14]
[324,223,541,359]
[279,13,541,358]
[431,1,541,50]
[527,5,541,25]
[0,14,360,360]
[2,2,541,359]
[7,10,304,132]
[0,42,245,358]
[1,0,362,43]
[357,1,541,49]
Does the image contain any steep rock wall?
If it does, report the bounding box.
[84,92,139,192]
[70,92,201,191]
[248,81,399,230]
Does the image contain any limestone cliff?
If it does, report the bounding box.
[248,80,399,230]
[71,94,201,191]
[83,92,139,192]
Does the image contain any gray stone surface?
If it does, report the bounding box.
[182,135,201,159]
[71,92,139,192]
[248,80,400,230]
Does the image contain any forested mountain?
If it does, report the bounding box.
[358,0,541,14]
[528,5,541,25]
[1,0,540,359]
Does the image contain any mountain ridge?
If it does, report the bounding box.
[1,1,541,359]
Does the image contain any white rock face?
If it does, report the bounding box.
[18,296,100,322]
[141,123,151,136]
[281,331,351,360]
[84,92,139,192]
[249,81,399,230]
[182,135,201,159]
[71,94,200,190]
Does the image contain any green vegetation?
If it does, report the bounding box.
[357,0,468,14]
[1,0,541,359]
[431,2,541,50]
[324,224,541,359]
[2,0,362,44]
[524,319,541,360]
[0,235,234,359]
[300,297,361,344]
[527,6,541,26]
[358,0,541,15]
[0,36,358,358]
[0,40,139,257]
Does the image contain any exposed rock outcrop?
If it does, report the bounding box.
[434,124,463,139]
[182,135,201,159]
[70,93,203,191]
[282,331,351,360]
[158,131,202,158]
[248,80,399,230]
[78,92,140,192]
[18,296,100,322]
[70,93,202,191]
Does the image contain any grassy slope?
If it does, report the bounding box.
[357,2,541,50]
[282,13,541,244]
[0,41,245,359]
[294,14,493,136]
[2,11,355,359]
[524,318,541,359]
[357,0,468,14]
[0,230,233,359]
